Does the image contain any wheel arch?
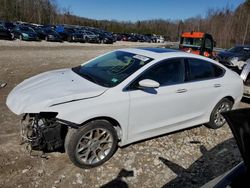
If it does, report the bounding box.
[224,96,235,104]
[81,116,123,140]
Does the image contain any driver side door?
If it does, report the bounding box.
[127,58,195,142]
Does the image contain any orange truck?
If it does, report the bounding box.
[179,32,216,58]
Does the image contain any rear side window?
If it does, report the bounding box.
[204,38,212,49]
[187,58,224,81]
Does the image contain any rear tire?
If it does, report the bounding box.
[65,120,118,169]
[205,98,233,129]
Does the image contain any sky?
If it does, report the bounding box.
[57,0,245,22]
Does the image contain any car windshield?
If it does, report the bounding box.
[228,46,244,53]
[72,51,153,87]
[46,29,57,35]
[20,26,34,32]
[86,31,94,35]
[182,37,202,48]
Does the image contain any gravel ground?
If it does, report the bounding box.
[0,40,249,188]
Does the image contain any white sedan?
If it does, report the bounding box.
[6,48,243,168]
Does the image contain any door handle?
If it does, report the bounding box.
[176,89,187,93]
[214,84,221,88]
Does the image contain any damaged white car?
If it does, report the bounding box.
[6,48,243,168]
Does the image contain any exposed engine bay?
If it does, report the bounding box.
[20,113,68,153]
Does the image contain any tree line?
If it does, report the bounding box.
[0,0,249,48]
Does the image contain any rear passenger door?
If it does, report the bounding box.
[184,58,225,119]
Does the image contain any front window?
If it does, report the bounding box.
[181,37,202,48]
[134,58,185,87]
[72,51,153,87]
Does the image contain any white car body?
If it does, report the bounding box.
[6,48,243,146]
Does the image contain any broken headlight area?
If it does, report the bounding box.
[20,112,68,154]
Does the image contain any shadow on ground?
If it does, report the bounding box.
[160,138,241,188]
[100,169,134,188]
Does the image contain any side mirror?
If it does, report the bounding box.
[138,79,160,88]
[213,41,216,47]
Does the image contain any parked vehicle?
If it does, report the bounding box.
[43,28,62,42]
[145,34,157,43]
[56,26,84,42]
[12,25,39,41]
[156,35,165,43]
[179,32,216,58]
[201,108,250,187]
[240,59,250,98]
[31,26,47,40]
[216,45,250,68]
[113,33,125,41]
[80,30,99,43]
[134,34,150,43]
[1,21,15,31]
[0,25,14,40]
[97,32,113,44]
[6,48,243,169]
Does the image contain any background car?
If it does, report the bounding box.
[43,28,62,42]
[6,48,243,169]
[12,25,39,41]
[96,32,114,44]
[216,45,250,68]
[80,30,99,43]
[1,21,15,31]
[31,26,47,40]
[0,25,14,40]
[56,26,84,42]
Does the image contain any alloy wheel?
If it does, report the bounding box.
[75,128,114,165]
[214,102,231,127]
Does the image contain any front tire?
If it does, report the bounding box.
[65,120,118,168]
[205,98,233,129]
[19,34,23,40]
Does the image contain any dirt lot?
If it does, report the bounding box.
[0,40,249,188]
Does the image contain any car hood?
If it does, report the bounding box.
[22,31,37,35]
[217,51,242,58]
[6,69,108,115]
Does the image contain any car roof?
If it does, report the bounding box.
[120,47,203,59]
[118,47,226,68]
